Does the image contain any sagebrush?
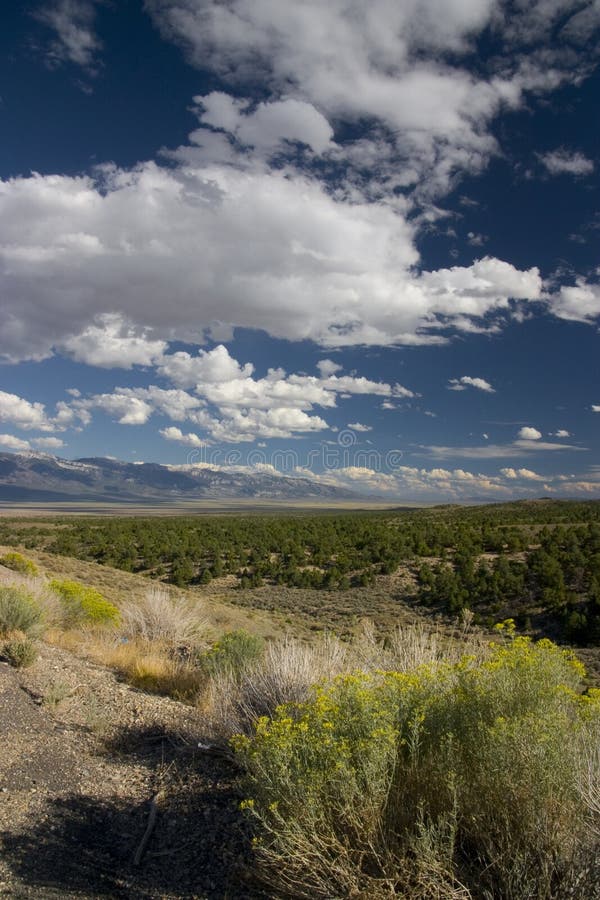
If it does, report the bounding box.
[0,586,43,637]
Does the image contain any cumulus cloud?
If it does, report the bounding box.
[156,344,254,388]
[58,347,409,442]
[83,392,154,426]
[311,464,513,500]
[500,467,544,481]
[550,277,600,323]
[538,149,594,176]
[593,405,600,413]
[148,0,600,201]
[0,0,594,406]
[518,426,542,440]
[61,314,168,368]
[420,258,541,319]
[159,426,207,447]
[32,437,66,449]
[303,461,597,500]
[78,386,203,425]
[0,390,54,432]
[316,359,342,377]
[191,407,329,442]
[5,0,597,365]
[448,375,495,392]
[0,434,66,453]
[0,162,547,363]
[552,429,571,437]
[195,92,334,155]
[0,434,32,452]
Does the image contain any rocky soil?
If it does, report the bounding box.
[0,643,264,899]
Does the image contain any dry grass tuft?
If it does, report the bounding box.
[50,627,207,701]
[105,639,204,699]
[119,587,208,647]
[204,632,351,736]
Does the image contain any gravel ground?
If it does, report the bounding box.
[0,643,266,899]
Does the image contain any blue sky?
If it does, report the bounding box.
[0,0,598,501]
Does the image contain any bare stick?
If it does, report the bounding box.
[133,793,161,866]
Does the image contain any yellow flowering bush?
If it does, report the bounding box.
[0,551,38,576]
[50,578,120,627]
[234,637,600,899]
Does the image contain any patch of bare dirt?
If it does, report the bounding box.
[0,644,264,899]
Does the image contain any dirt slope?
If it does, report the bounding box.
[0,644,262,899]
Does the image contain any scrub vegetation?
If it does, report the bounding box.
[2,499,600,644]
[2,502,600,896]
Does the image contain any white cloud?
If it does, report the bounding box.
[159,426,207,447]
[156,344,254,388]
[34,0,103,73]
[61,313,168,368]
[393,384,418,399]
[552,429,571,437]
[551,278,600,323]
[420,257,541,319]
[316,359,342,377]
[320,374,405,397]
[538,149,594,176]
[347,422,372,432]
[196,92,334,155]
[381,400,396,410]
[312,463,513,500]
[190,406,330,442]
[0,390,54,432]
[0,0,595,376]
[0,434,31,451]
[424,437,584,459]
[84,392,154,426]
[593,405,600,413]
[148,0,600,201]
[500,467,544,481]
[31,437,65,449]
[448,375,495,393]
[0,163,548,362]
[79,386,203,426]
[467,231,488,246]
[518,426,542,440]
[57,348,416,442]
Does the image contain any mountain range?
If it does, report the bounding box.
[0,452,357,503]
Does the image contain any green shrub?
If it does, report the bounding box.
[0,586,43,637]
[0,551,38,576]
[201,629,264,680]
[234,637,600,899]
[2,637,37,668]
[50,579,120,627]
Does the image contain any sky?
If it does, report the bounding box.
[0,0,598,502]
